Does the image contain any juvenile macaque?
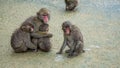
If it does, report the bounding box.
[57,21,84,57]
[65,0,78,11]
[32,24,53,52]
[11,23,37,53]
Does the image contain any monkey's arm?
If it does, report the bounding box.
[57,38,67,54]
[30,32,53,38]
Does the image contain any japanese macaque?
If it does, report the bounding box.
[11,23,37,53]
[57,21,85,57]
[39,24,52,52]
[21,8,50,32]
[32,24,53,52]
[11,8,52,53]
[65,0,78,11]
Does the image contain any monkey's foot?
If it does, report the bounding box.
[34,49,38,52]
[65,49,71,53]
[56,52,62,54]
[67,52,79,58]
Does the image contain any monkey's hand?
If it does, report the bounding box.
[67,53,74,58]
[31,33,53,38]
[68,52,72,56]
[36,31,53,38]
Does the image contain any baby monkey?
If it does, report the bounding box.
[57,21,84,57]
[31,24,53,52]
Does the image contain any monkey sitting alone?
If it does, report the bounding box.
[57,21,85,58]
[65,0,78,11]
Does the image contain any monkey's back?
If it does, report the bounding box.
[21,16,42,32]
[11,28,30,49]
[71,25,84,43]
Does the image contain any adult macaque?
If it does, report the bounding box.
[21,8,50,33]
[57,21,84,57]
[65,0,78,11]
[21,8,51,48]
[27,8,53,52]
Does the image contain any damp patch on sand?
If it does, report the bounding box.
[55,54,65,62]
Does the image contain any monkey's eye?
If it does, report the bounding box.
[43,14,48,16]
[65,26,69,28]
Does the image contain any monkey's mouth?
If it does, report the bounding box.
[43,15,48,23]
[64,28,71,35]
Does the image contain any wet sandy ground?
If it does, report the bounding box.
[0,0,120,68]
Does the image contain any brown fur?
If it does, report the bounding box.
[65,0,78,11]
[11,8,51,53]
[32,24,52,52]
[11,23,37,53]
[57,21,84,58]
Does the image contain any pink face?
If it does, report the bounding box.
[43,15,49,23]
[65,27,70,35]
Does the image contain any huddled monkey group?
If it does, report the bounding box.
[11,0,85,58]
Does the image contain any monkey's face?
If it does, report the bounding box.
[37,8,50,24]
[62,21,72,35]
[21,24,34,32]
[66,1,75,10]
[39,24,49,32]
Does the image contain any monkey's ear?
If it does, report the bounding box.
[21,26,26,31]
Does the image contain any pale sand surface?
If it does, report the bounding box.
[0,0,120,68]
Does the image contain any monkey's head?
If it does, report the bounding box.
[62,21,72,35]
[21,23,34,32]
[39,24,49,32]
[37,8,50,24]
[66,0,77,10]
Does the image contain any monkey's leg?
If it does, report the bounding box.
[72,41,84,56]
[31,38,38,46]
[26,38,38,52]
[79,41,85,53]
[68,41,80,57]
[38,38,51,52]
[72,45,80,56]
[12,40,27,53]
[14,42,27,53]
[14,45,27,53]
